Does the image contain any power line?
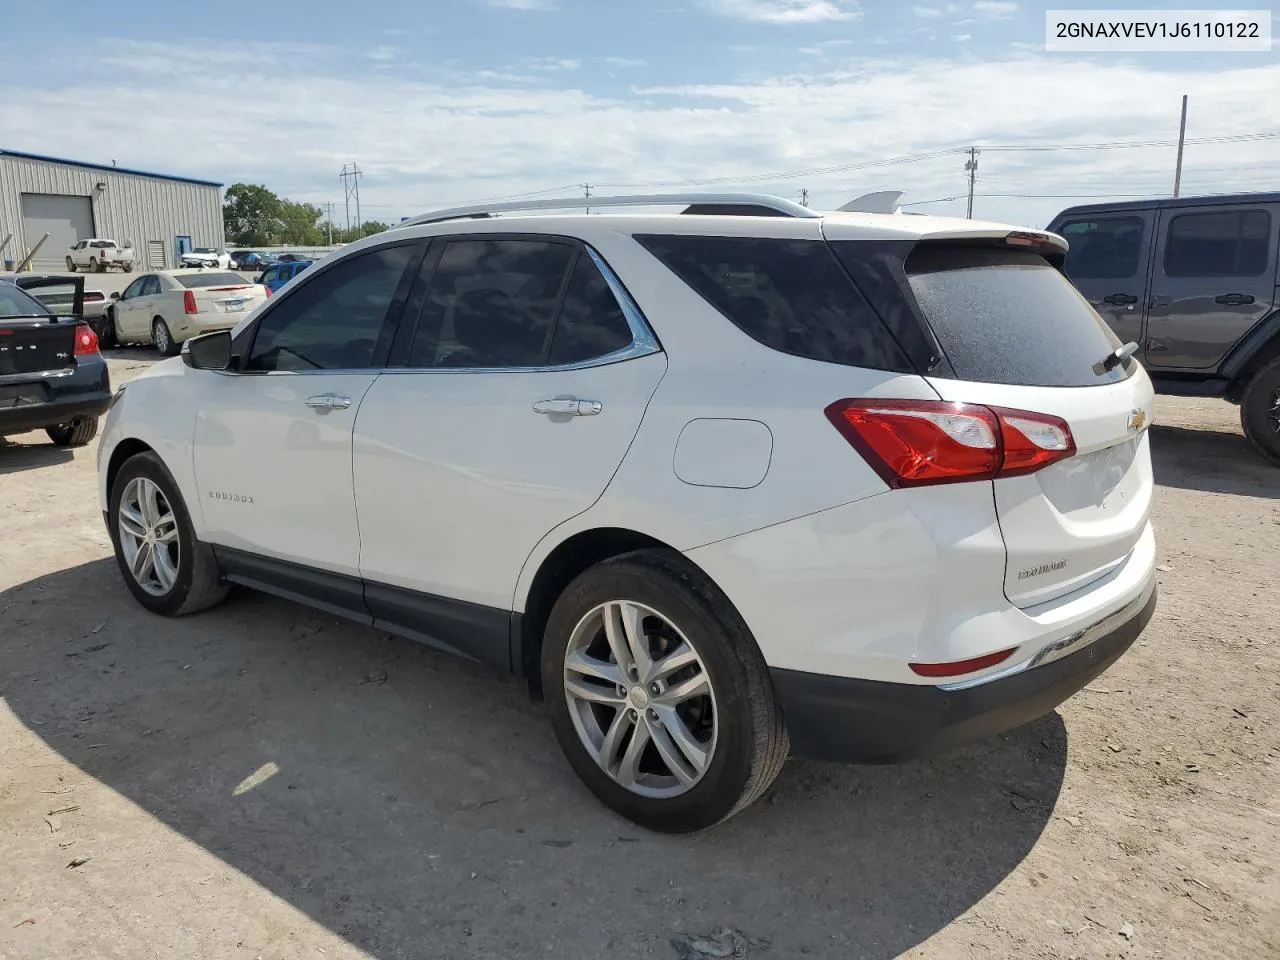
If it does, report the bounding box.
[981,131,1280,152]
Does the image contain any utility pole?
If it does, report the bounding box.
[583,183,592,215]
[1173,94,1188,198]
[800,188,809,207]
[340,163,363,236]
[964,147,980,218]
[326,201,334,246]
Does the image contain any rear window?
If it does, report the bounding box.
[90,240,116,249]
[905,246,1131,387]
[634,235,911,372]
[0,283,51,317]
[178,272,248,289]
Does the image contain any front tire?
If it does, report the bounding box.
[153,317,178,356]
[1240,357,1280,466]
[541,550,788,833]
[46,417,98,447]
[66,256,75,271]
[98,309,118,348]
[108,452,230,616]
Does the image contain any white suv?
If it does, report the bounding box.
[97,193,1157,832]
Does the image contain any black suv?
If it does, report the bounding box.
[1049,193,1280,464]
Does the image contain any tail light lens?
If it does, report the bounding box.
[183,290,198,314]
[73,323,99,355]
[909,646,1018,678]
[826,399,1075,487]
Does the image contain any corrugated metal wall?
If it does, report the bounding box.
[0,154,223,270]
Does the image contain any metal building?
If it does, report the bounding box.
[0,149,223,272]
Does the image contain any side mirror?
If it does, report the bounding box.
[182,330,233,371]
[110,291,121,300]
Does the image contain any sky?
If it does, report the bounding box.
[1,0,1277,227]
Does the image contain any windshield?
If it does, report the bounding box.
[178,272,249,289]
[191,247,216,254]
[0,282,54,317]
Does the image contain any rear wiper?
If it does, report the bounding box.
[1093,341,1139,376]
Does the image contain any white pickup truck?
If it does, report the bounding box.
[66,239,135,273]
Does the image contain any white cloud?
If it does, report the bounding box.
[911,5,942,17]
[603,57,648,69]
[703,0,862,24]
[7,41,1277,230]
[973,0,1017,17]
[800,38,855,55]
[369,46,397,62]
[530,57,581,71]
[951,33,972,41]
[484,0,557,9]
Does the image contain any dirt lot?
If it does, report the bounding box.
[1,353,1277,960]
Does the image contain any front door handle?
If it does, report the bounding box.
[305,394,352,411]
[1214,293,1255,306]
[1101,293,1139,305]
[532,398,603,417]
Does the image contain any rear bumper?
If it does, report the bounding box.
[772,581,1157,763]
[0,358,111,435]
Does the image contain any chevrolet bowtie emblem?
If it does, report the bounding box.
[1128,409,1147,431]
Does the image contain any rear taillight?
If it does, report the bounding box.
[825,399,1075,487]
[183,290,198,314]
[263,286,272,297]
[73,323,99,355]
[84,291,105,302]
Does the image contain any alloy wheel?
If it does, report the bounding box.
[117,477,181,596]
[563,600,717,799]
[1270,388,1280,434]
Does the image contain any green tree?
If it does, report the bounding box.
[278,200,326,246]
[223,184,283,246]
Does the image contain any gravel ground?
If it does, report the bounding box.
[1,353,1277,960]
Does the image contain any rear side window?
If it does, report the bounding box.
[1165,210,1271,277]
[906,246,1130,387]
[547,253,634,365]
[1059,217,1145,280]
[635,235,911,371]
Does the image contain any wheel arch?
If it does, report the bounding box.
[1222,309,1280,402]
[105,437,158,504]
[516,526,724,697]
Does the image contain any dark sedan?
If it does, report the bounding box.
[0,277,111,447]
[229,250,277,270]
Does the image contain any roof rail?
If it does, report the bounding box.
[396,192,820,228]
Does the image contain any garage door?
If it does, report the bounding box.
[20,193,95,271]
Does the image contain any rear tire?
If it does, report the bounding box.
[1240,357,1280,466]
[541,549,788,833]
[46,417,98,447]
[122,262,133,273]
[98,309,118,349]
[108,451,230,616]
[153,317,178,356]
[89,257,99,272]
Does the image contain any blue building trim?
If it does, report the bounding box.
[0,149,222,188]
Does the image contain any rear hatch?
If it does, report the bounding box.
[0,282,75,377]
[905,243,1153,608]
[178,272,267,316]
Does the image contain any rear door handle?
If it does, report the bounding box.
[1101,293,1139,305]
[305,394,352,411]
[1214,293,1255,305]
[532,398,602,417]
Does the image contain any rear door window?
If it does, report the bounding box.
[904,246,1131,387]
[1060,217,1146,280]
[1165,209,1271,277]
[634,235,911,371]
[407,238,577,368]
[546,252,635,365]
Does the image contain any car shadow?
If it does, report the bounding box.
[0,438,76,474]
[1150,424,1278,498]
[1,560,1067,960]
